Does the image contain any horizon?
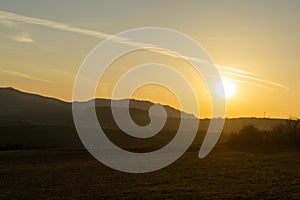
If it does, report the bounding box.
[1,86,293,120]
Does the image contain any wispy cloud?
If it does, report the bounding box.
[0,32,34,43]
[217,65,290,90]
[223,71,289,89]
[0,18,15,27]
[0,68,50,83]
[0,10,159,47]
[217,65,256,76]
[204,37,257,41]
[225,77,269,89]
[0,10,116,40]
[12,33,34,43]
[0,10,293,92]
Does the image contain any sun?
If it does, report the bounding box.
[222,79,236,99]
[217,78,237,99]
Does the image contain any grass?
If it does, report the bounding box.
[0,145,299,199]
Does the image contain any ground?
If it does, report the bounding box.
[1,146,299,199]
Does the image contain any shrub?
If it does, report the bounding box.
[271,118,300,145]
[229,124,263,146]
[229,118,300,146]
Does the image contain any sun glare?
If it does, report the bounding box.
[222,79,237,99]
[217,79,236,99]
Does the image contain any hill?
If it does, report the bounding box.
[0,87,286,149]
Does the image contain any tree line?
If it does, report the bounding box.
[229,118,300,146]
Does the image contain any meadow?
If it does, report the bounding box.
[1,145,299,199]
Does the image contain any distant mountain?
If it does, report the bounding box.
[0,87,193,126]
[0,87,192,149]
[0,87,72,126]
[0,87,286,150]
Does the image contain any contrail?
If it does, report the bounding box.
[0,10,292,91]
[217,65,257,76]
[0,68,50,83]
[0,10,112,39]
[222,71,289,90]
[0,10,160,47]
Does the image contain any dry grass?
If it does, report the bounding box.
[1,146,299,199]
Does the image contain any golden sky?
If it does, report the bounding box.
[0,0,299,118]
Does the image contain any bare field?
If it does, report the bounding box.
[1,146,300,199]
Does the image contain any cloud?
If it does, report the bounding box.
[0,19,15,27]
[217,65,256,76]
[0,10,157,47]
[0,10,116,40]
[12,34,34,43]
[217,65,290,90]
[0,10,293,92]
[0,32,34,43]
[224,72,289,89]
[0,68,50,83]
[204,37,257,41]
[226,77,269,89]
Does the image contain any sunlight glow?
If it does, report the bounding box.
[222,79,237,99]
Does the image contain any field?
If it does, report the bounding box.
[1,146,299,199]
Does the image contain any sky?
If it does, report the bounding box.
[0,0,299,118]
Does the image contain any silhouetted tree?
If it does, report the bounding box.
[229,118,300,146]
[229,124,263,145]
[272,118,300,145]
